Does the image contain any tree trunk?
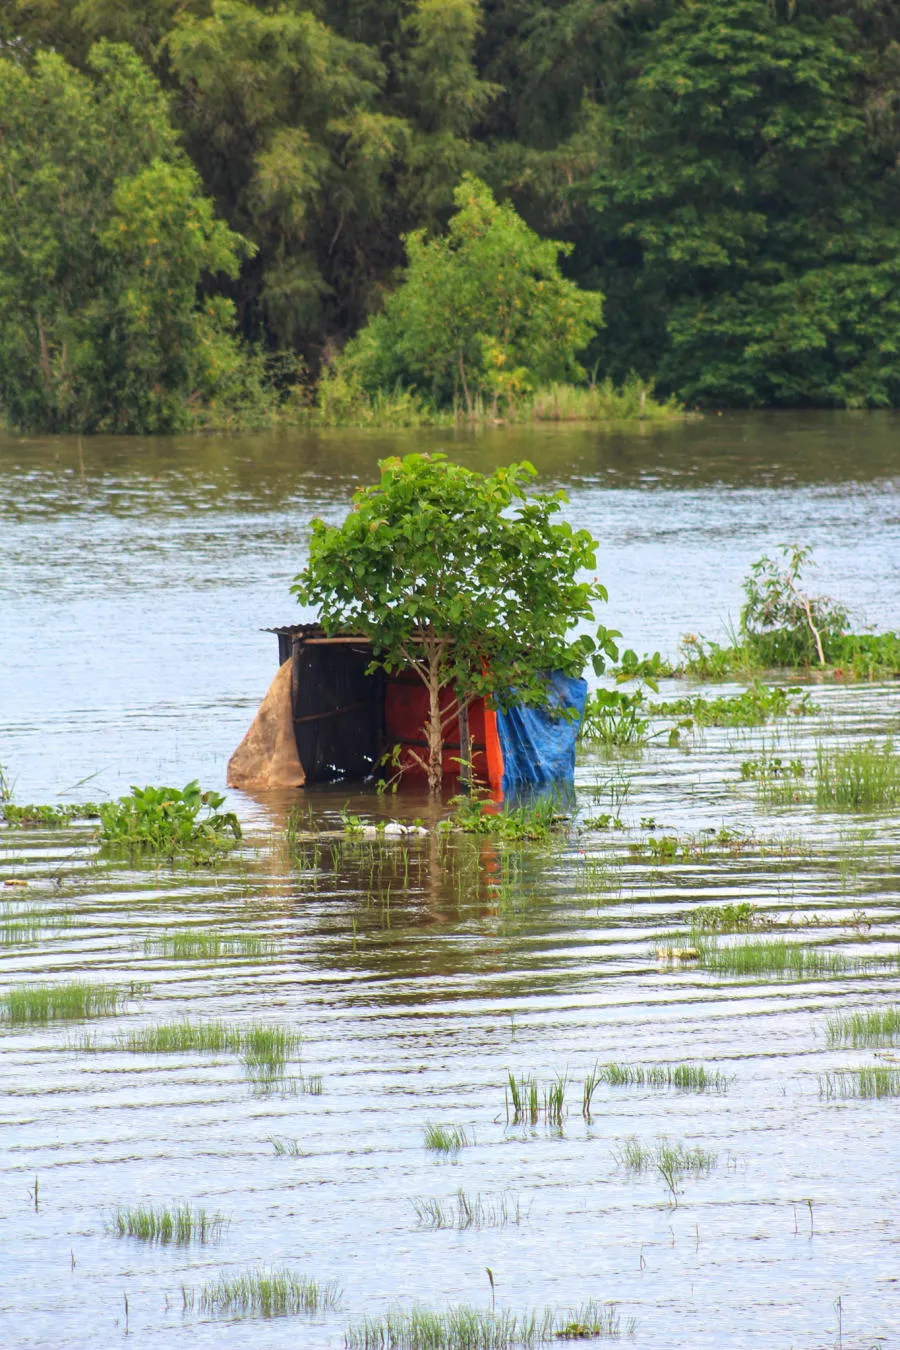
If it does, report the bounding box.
[457,693,471,793]
[425,641,444,794]
[458,349,473,418]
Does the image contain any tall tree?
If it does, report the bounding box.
[0,41,259,432]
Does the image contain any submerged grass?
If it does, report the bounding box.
[598,1062,730,1092]
[818,1066,900,1099]
[120,1020,243,1054]
[423,1124,471,1154]
[345,1302,633,1348]
[184,1268,340,1318]
[696,938,858,979]
[815,740,900,810]
[413,1190,521,1230]
[2,982,127,1024]
[143,929,278,960]
[615,1138,717,1175]
[825,1007,900,1047]
[111,1203,226,1244]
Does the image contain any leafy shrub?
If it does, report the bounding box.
[740,545,848,667]
[99,781,241,860]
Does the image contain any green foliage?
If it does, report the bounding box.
[293,453,616,791]
[588,0,900,406]
[99,781,241,860]
[1,802,100,827]
[0,42,268,432]
[678,548,900,679]
[650,684,814,729]
[12,1,900,410]
[814,740,900,810]
[183,1268,341,1318]
[740,546,848,667]
[580,688,651,748]
[111,1204,226,1245]
[326,176,603,413]
[2,982,127,1023]
[447,794,561,841]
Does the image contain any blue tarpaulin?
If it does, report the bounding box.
[496,673,587,796]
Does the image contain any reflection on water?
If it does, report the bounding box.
[1,416,899,1348]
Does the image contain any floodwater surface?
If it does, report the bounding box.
[0,415,899,1349]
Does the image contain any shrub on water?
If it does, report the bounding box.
[99,781,241,860]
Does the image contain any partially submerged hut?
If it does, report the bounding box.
[227,626,586,795]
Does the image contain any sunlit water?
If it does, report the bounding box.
[1,416,899,1348]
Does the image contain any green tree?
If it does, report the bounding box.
[587,0,900,406]
[291,453,617,793]
[331,174,603,411]
[0,41,261,432]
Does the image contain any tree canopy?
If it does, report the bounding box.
[292,453,617,791]
[0,41,266,432]
[5,0,900,417]
[332,175,603,411]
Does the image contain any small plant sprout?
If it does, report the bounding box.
[615,1138,717,1204]
[111,1204,227,1245]
[412,1190,522,1230]
[183,1269,340,1318]
[423,1124,471,1155]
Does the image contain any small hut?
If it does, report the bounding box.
[227,626,586,795]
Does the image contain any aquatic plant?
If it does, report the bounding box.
[1,801,100,827]
[111,1203,226,1244]
[579,687,651,748]
[184,1268,340,1317]
[648,683,814,729]
[599,1063,730,1092]
[818,1067,900,1099]
[239,1024,304,1081]
[506,1072,540,1125]
[615,1137,716,1204]
[2,982,127,1023]
[689,903,764,933]
[423,1124,471,1154]
[269,1136,305,1156]
[554,1302,633,1340]
[447,794,562,842]
[143,929,278,960]
[824,1007,900,1047]
[120,1020,244,1054]
[345,1302,633,1348]
[814,740,900,810]
[696,939,853,979]
[413,1189,521,1230]
[99,781,241,860]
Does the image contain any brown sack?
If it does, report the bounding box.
[227,658,305,790]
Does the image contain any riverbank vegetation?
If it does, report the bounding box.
[7,3,900,430]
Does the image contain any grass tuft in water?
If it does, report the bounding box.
[815,740,900,810]
[120,1020,244,1054]
[423,1124,471,1154]
[111,1203,226,1244]
[825,1007,900,1047]
[184,1268,340,1318]
[413,1189,521,1230]
[599,1063,730,1092]
[818,1066,900,1099]
[269,1136,305,1156]
[143,929,278,960]
[345,1302,633,1348]
[2,982,127,1023]
[506,1072,567,1126]
[696,938,854,979]
[615,1136,717,1202]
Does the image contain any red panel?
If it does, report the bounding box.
[383,672,503,791]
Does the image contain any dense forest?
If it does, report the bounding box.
[3,0,900,430]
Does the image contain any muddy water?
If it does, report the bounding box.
[1,415,899,1348]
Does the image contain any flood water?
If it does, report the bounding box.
[1,414,899,1348]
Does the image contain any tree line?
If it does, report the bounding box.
[3,0,900,431]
